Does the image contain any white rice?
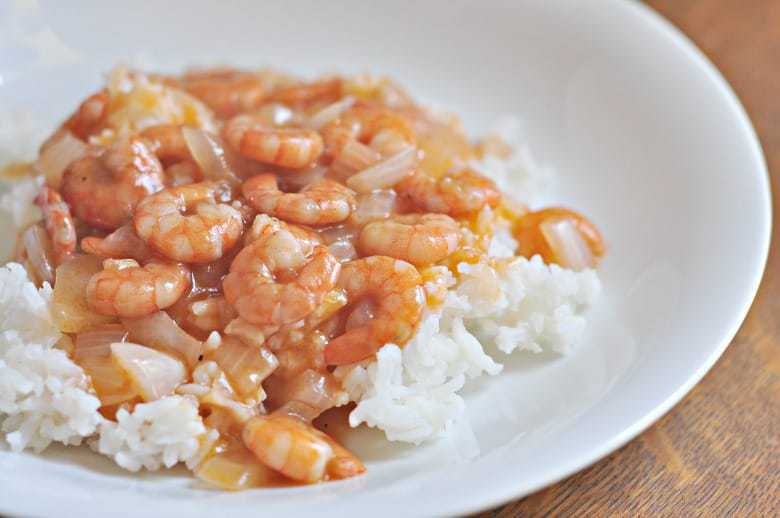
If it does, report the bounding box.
[0,116,601,470]
[0,262,208,469]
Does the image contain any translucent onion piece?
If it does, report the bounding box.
[182,127,241,186]
[327,240,357,263]
[349,189,397,226]
[34,130,87,189]
[330,140,382,180]
[540,219,594,271]
[52,255,116,333]
[111,342,186,401]
[306,96,355,130]
[22,224,55,285]
[280,165,327,191]
[74,323,128,359]
[212,337,278,399]
[78,355,138,407]
[122,311,203,368]
[346,146,416,193]
[195,443,287,490]
[266,370,343,419]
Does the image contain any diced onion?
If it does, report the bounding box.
[349,189,397,226]
[122,311,203,367]
[212,337,278,399]
[331,140,382,180]
[281,165,327,191]
[111,342,186,401]
[182,127,241,186]
[327,240,357,263]
[346,146,416,193]
[265,370,344,420]
[74,323,128,359]
[306,96,355,130]
[34,130,87,188]
[540,219,594,271]
[22,224,55,285]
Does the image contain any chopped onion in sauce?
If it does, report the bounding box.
[111,342,186,402]
[211,337,278,399]
[122,311,204,368]
[182,127,241,186]
[34,130,87,188]
[306,96,355,130]
[346,146,416,193]
[540,219,594,271]
[349,189,397,226]
[74,323,128,359]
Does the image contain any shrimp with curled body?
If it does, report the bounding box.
[324,255,424,365]
[242,173,355,226]
[86,258,190,318]
[180,68,272,118]
[223,217,340,326]
[61,137,165,230]
[358,213,460,266]
[224,114,323,169]
[34,185,76,265]
[396,168,501,216]
[321,102,416,159]
[242,414,364,483]
[133,182,244,263]
[138,124,192,164]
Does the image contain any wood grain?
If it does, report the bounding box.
[481,2,780,516]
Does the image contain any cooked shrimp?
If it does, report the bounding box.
[396,169,501,216]
[81,223,155,263]
[138,124,191,164]
[267,78,342,108]
[223,218,340,326]
[34,186,76,264]
[133,182,244,263]
[358,214,460,266]
[86,258,190,318]
[224,114,324,169]
[242,173,355,226]
[513,207,605,269]
[324,256,424,365]
[242,414,365,483]
[181,68,270,118]
[61,138,165,230]
[62,90,109,140]
[321,102,415,159]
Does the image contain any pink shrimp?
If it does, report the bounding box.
[242,173,355,226]
[60,137,165,230]
[62,89,110,141]
[321,101,416,159]
[138,124,192,164]
[358,213,460,266]
[395,168,502,216]
[324,255,424,365]
[223,217,341,326]
[242,414,364,483]
[133,182,244,263]
[34,186,76,265]
[224,114,324,169]
[80,223,156,263]
[181,68,270,118]
[86,258,191,318]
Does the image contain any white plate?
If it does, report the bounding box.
[0,1,771,516]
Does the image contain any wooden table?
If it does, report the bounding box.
[482,2,780,516]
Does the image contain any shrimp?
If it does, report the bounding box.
[34,186,76,265]
[242,173,355,226]
[267,78,342,108]
[81,223,155,263]
[86,258,190,318]
[396,169,501,216]
[61,137,165,230]
[138,124,191,164]
[513,207,605,269]
[181,68,270,118]
[242,414,365,483]
[223,217,341,326]
[324,256,424,365]
[321,102,415,159]
[62,90,109,140]
[224,114,324,169]
[133,182,244,263]
[358,214,460,266]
